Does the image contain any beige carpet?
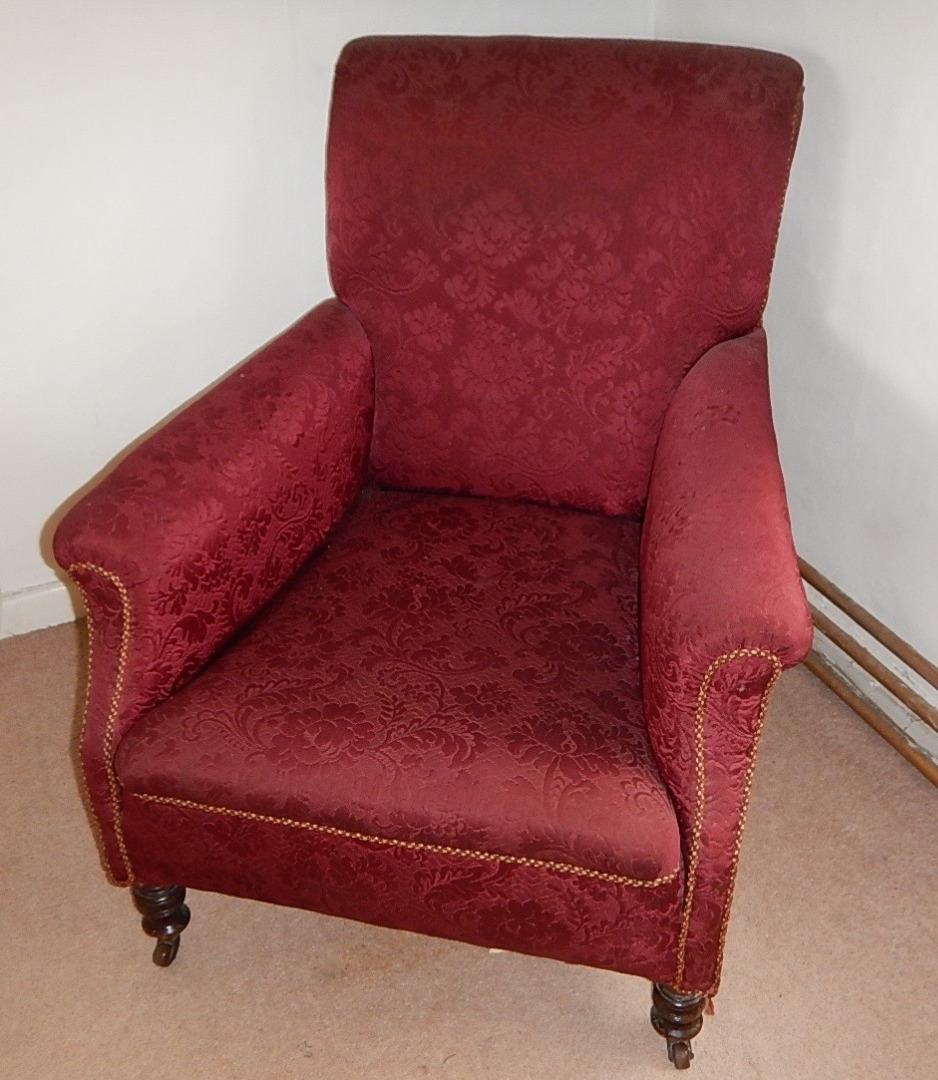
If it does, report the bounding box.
[1,622,935,1079]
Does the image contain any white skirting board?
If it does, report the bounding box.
[0,580,83,639]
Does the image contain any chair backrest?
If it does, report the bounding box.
[327,36,803,517]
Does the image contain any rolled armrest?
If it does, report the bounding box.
[56,296,373,721]
[640,327,811,993]
[53,299,372,882]
[641,327,812,669]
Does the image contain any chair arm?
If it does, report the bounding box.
[639,327,812,993]
[53,299,373,882]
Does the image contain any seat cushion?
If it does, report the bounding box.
[116,488,680,884]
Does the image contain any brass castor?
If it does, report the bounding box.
[651,982,706,1070]
[131,884,190,967]
[152,936,180,967]
[668,1039,693,1070]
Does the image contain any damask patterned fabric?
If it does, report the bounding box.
[641,329,813,991]
[328,36,803,516]
[53,300,374,881]
[52,37,812,1004]
[121,791,684,985]
[117,489,681,885]
[117,488,686,983]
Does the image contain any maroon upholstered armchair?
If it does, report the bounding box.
[54,38,812,1070]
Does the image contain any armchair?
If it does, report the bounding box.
[54,38,811,1070]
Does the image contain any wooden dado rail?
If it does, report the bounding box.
[799,559,938,787]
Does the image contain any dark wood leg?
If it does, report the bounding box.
[131,885,190,967]
[651,983,706,1070]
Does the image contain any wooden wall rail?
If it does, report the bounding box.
[799,559,938,787]
[804,651,938,788]
[799,559,938,700]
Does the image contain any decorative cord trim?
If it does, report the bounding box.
[71,577,113,882]
[707,653,783,995]
[69,562,136,886]
[673,647,782,991]
[130,792,681,889]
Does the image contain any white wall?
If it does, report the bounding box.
[0,0,654,635]
[655,0,938,662]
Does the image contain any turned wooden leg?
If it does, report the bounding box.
[650,983,706,1070]
[131,885,190,967]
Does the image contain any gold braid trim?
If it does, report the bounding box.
[130,792,681,889]
[673,647,782,992]
[69,563,136,886]
[707,652,783,995]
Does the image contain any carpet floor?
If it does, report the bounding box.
[1,621,935,1079]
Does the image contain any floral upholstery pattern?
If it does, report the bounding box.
[53,300,374,881]
[122,794,684,983]
[117,489,680,883]
[53,37,811,1005]
[640,328,813,991]
[116,489,689,983]
[328,37,803,516]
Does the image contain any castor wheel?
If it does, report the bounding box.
[668,1040,693,1070]
[131,884,190,968]
[651,983,705,1069]
[152,936,181,967]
